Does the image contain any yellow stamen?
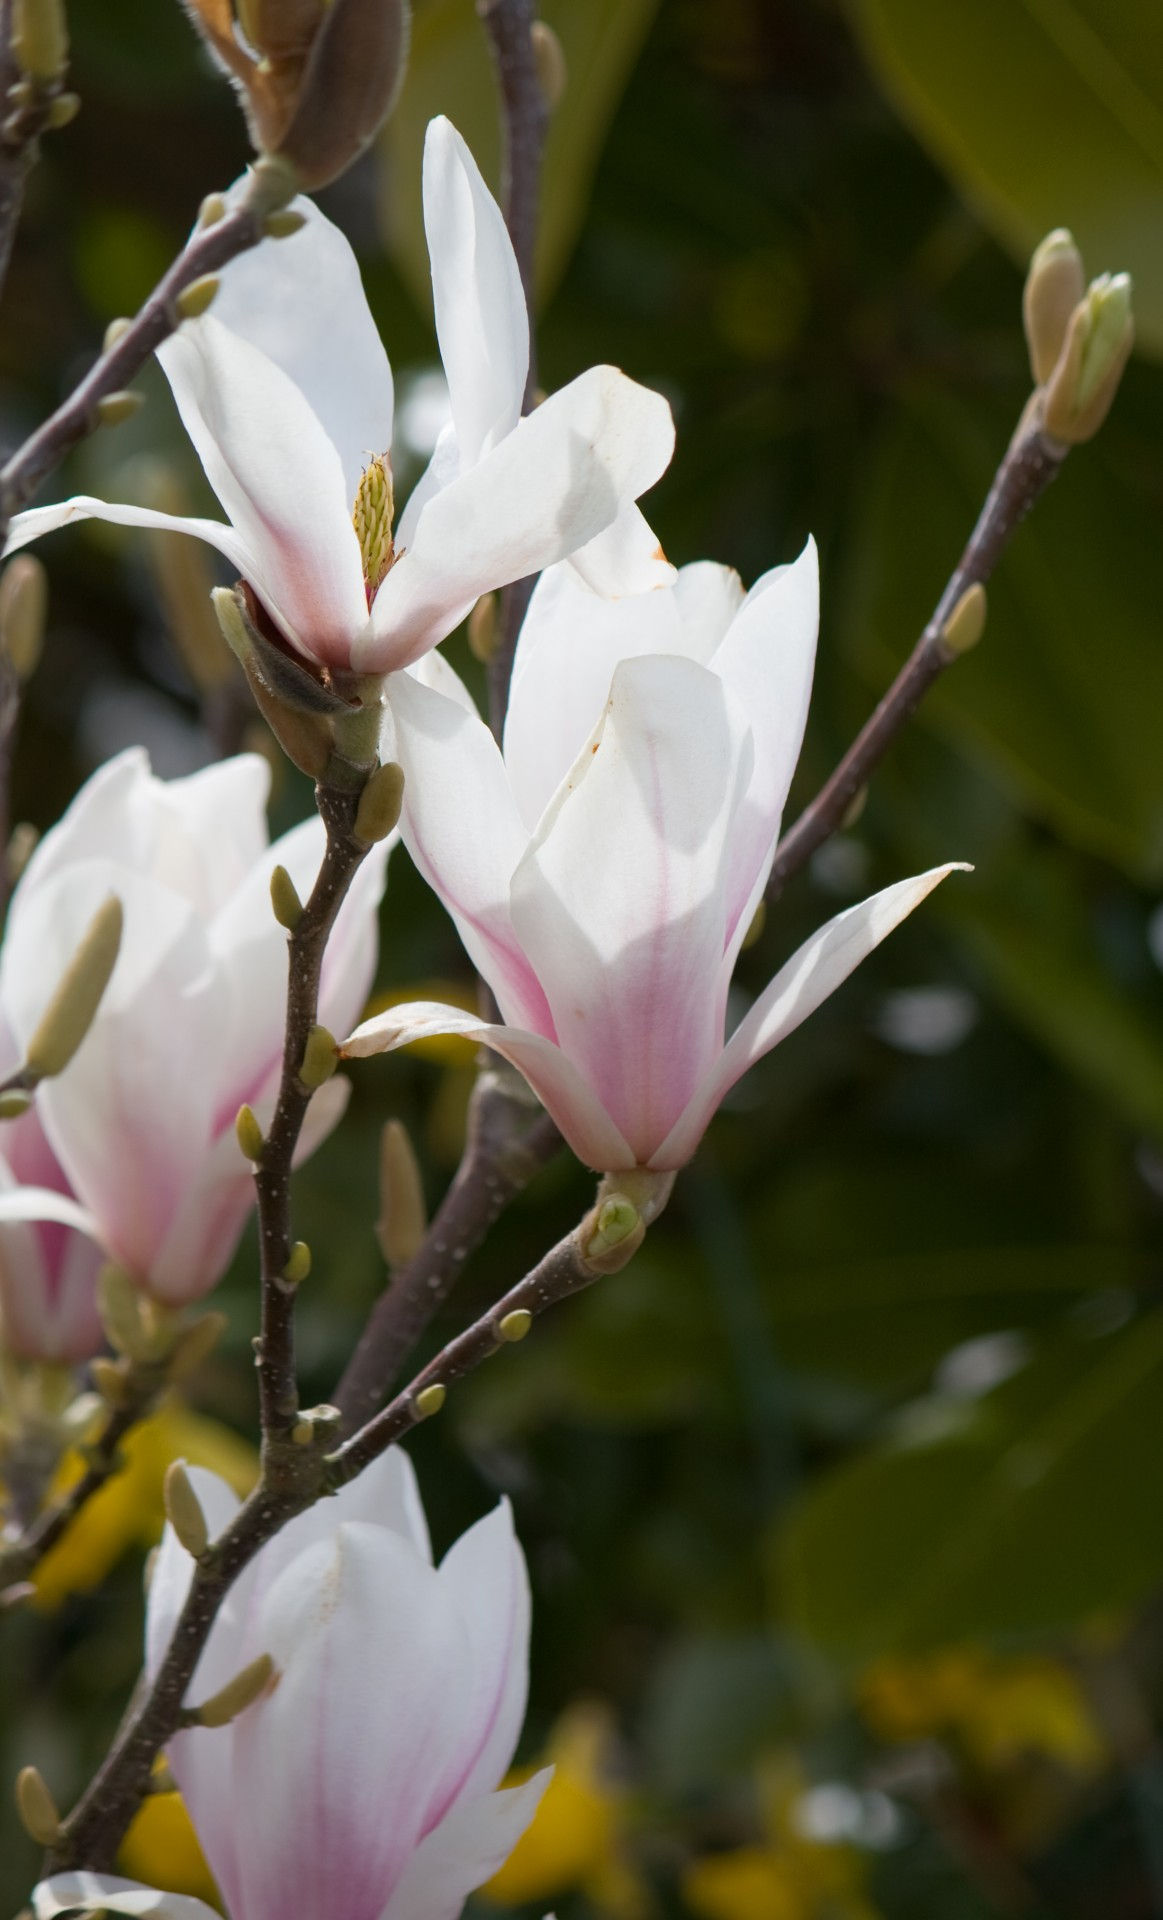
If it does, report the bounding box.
[353,453,395,598]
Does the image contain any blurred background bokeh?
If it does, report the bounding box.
[2,0,1163,1913]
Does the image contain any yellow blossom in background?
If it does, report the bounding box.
[119,1790,220,1908]
[32,1400,258,1610]
[481,1701,649,1917]
[683,1759,880,1920]
[859,1647,1106,1774]
[361,980,479,1066]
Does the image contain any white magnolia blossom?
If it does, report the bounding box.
[35,1449,546,1920]
[345,543,965,1171]
[5,117,674,677]
[0,1106,104,1361]
[0,747,389,1307]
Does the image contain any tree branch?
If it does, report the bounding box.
[0,0,73,307]
[333,1070,561,1433]
[765,417,1067,901]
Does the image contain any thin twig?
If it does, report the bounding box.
[766,418,1066,901]
[334,1070,561,1433]
[478,0,550,737]
[0,0,71,306]
[252,781,369,1449]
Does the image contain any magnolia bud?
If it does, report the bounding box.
[414,1382,446,1420]
[95,390,144,428]
[24,894,122,1080]
[275,0,411,190]
[269,863,304,931]
[0,554,47,680]
[580,1193,644,1274]
[376,1118,427,1267]
[235,1103,265,1163]
[11,0,67,82]
[15,1765,61,1846]
[192,1652,275,1727]
[163,1461,210,1559]
[530,20,566,108]
[298,1023,338,1088]
[1043,272,1134,445]
[283,1240,312,1283]
[497,1308,532,1342]
[1023,229,1085,386]
[175,274,221,321]
[212,584,339,779]
[354,761,404,846]
[940,581,987,656]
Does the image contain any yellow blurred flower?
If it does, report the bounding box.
[32,1400,258,1610]
[481,1701,648,1918]
[859,1647,1105,1774]
[119,1790,220,1908]
[683,1760,880,1920]
[361,980,479,1066]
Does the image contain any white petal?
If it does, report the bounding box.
[509,655,751,1162]
[423,116,528,467]
[151,753,272,916]
[34,1874,219,1920]
[504,559,739,833]
[388,665,551,1031]
[0,1184,101,1238]
[378,1773,552,1920]
[3,495,255,575]
[344,1000,635,1171]
[361,366,675,673]
[565,503,675,597]
[654,864,970,1168]
[210,197,394,501]
[158,317,368,667]
[434,1501,530,1809]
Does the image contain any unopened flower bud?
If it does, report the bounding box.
[580,1193,644,1274]
[95,390,144,429]
[376,1118,426,1267]
[531,20,566,108]
[0,1089,32,1119]
[11,0,67,82]
[175,274,221,321]
[1043,272,1134,445]
[1023,229,1085,386]
[235,1103,265,1163]
[283,1239,312,1283]
[163,1461,210,1559]
[46,89,79,128]
[15,1764,61,1846]
[197,192,228,229]
[212,584,343,779]
[354,760,404,846]
[103,316,132,352]
[414,1381,446,1419]
[264,207,308,239]
[940,581,987,656]
[497,1308,532,1342]
[269,863,304,931]
[298,1023,338,1088]
[0,554,47,680]
[24,893,122,1080]
[192,1651,275,1727]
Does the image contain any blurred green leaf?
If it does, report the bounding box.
[846,0,1163,354]
[778,1307,1163,1659]
[849,385,1163,878]
[379,0,661,312]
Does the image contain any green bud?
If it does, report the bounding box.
[197,192,228,229]
[95,390,144,428]
[531,20,566,108]
[103,316,132,352]
[46,90,79,128]
[269,863,304,931]
[264,208,308,239]
[354,760,404,846]
[1023,229,1085,386]
[163,1461,210,1559]
[0,553,48,680]
[414,1381,446,1420]
[1043,271,1134,445]
[175,274,220,321]
[12,0,68,82]
[283,1240,312,1283]
[940,581,987,656]
[24,894,122,1080]
[15,1765,61,1847]
[193,1652,275,1727]
[298,1023,338,1088]
[0,1090,32,1120]
[235,1103,265,1163]
[497,1308,532,1343]
[376,1118,427,1267]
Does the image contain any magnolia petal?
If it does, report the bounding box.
[432,1500,531,1814]
[2,495,255,576]
[34,1874,220,1920]
[210,197,394,501]
[423,115,528,467]
[344,1000,635,1171]
[504,559,740,833]
[158,318,368,667]
[654,864,970,1168]
[387,665,550,1032]
[378,1772,552,1920]
[0,1184,102,1239]
[361,365,675,674]
[510,655,752,1161]
[565,503,676,598]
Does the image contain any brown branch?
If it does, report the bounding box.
[765,417,1067,902]
[0,0,73,307]
[478,0,550,738]
[333,1069,561,1433]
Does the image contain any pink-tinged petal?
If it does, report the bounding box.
[565,503,676,597]
[146,1467,242,1683]
[509,655,751,1162]
[710,537,820,952]
[3,495,256,576]
[0,1167,105,1361]
[387,666,552,1033]
[344,1001,635,1171]
[433,1501,530,1813]
[378,1772,552,1920]
[0,1183,102,1239]
[152,753,272,915]
[360,366,675,674]
[210,199,394,501]
[423,116,528,466]
[504,560,741,833]
[654,864,971,1168]
[157,318,368,668]
[34,1874,220,1920]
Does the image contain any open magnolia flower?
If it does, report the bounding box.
[0,748,388,1305]
[0,1108,104,1361]
[35,1449,546,1920]
[345,543,966,1172]
[5,117,673,681]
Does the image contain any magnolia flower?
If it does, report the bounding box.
[35,1448,546,1920]
[5,117,673,680]
[344,543,965,1172]
[0,1107,104,1361]
[0,747,388,1305]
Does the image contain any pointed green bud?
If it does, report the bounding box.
[581,1194,644,1274]
[269,863,304,931]
[283,1240,312,1283]
[264,207,308,239]
[24,894,122,1080]
[12,0,68,82]
[0,553,48,681]
[1043,272,1134,444]
[197,192,227,229]
[531,20,566,108]
[211,585,342,778]
[0,1090,32,1120]
[298,1023,338,1088]
[354,760,404,846]
[498,1308,532,1343]
[175,274,221,321]
[95,390,144,428]
[376,1118,426,1267]
[163,1461,210,1559]
[1023,229,1085,386]
[414,1382,446,1420]
[192,1651,275,1727]
[235,1103,265,1163]
[47,90,79,128]
[941,581,987,656]
[15,1764,61,1847]
[103,316,132,352]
